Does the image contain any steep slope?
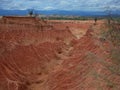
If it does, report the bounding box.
[47,28,120,90]
[0,18,120,90]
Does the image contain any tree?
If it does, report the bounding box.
[28,9,34,16]
[104,6,112,24]
[104,0,120,24]
[94,17,97,25]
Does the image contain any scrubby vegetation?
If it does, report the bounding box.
[105,17,120,46]
[103,17,120,76]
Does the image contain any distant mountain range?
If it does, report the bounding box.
[0,9,120,17]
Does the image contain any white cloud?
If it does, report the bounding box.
[43,6,54,10]
[0,0,119,11]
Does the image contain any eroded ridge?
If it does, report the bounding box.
[0,17,119,90]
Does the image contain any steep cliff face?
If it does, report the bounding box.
[0,17,119,90]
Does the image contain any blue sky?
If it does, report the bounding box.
[0,0,119,11]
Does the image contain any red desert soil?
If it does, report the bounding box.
[0,16,120,90]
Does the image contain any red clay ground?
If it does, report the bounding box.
[0,16,120,90]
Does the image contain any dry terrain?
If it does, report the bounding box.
[0,16,120,90]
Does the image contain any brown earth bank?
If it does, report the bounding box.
[0,16,120,90]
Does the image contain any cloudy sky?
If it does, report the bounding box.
[0,0,119,11]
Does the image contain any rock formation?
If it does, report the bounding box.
[0,16,119,90]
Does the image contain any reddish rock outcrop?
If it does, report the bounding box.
[0,17,119,90]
